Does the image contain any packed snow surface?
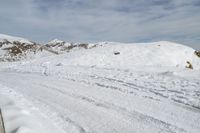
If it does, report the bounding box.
[0,89,63,133]
[0,34,200,133]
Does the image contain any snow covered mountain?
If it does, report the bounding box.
[0,34,200,70]
[45,39,96,54]
[0,34,42,61]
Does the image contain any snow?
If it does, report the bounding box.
[61,41,199,69]
[0,34,200,133]
[13,41,200,70]
[0,34,49,61]
[1,66,200,133]
[0,34,32,44]
[47,39,65,44]
[45,39,97,54]
[0,85,64,133]
[45,39,71,54]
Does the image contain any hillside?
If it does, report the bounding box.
[0,34,43,61]
[1,34,200,70]
[17,41,199,71]
[50,41,200,69]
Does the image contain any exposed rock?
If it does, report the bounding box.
[194,51,200,58]
[0,37,42,61]
[114,51,120,55]
[186,61,193,69]
[45,40,97,53]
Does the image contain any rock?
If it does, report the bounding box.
[114,51,120,55]
[186,61,193,69]
[194,51,200,57]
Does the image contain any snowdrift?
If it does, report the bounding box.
[0,95,49,133]
[0,86,64,133]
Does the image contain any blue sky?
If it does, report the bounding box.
[0,0,200,49]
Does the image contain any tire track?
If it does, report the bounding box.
[41,84,186,133]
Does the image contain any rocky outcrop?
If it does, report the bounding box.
[45,39,97,53]
[0,36,42,61]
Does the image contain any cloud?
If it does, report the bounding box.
[0,0,200,50]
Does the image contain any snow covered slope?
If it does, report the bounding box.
[0,34,44,61]
[0,85,64,133]
[62,41,200,69]
[1,34,199,70]
[0,34,60,61]
[21,41,200,70]
[45,39,96,54]
[0,34,33,44]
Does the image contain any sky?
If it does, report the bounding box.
[0,0,200,50]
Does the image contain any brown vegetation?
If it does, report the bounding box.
[3,41,39,57]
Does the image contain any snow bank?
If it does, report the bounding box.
[0,86,64,133]
[0,96,43,133]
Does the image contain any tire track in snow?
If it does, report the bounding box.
[62,71,200,110]
[1,69,200,132]
[41,84,186,133]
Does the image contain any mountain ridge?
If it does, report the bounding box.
[0,34,200,70]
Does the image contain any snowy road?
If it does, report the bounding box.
[0,66,200,133]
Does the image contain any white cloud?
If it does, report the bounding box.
[0,0,200,49]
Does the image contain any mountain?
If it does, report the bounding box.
[45,39,96,54]
[0,34,199,69]
[45,39,72,54]
[0,34,42,61]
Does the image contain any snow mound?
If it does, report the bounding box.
[43,41,200,70]
[0,95,50,133]
[0,86,65,133]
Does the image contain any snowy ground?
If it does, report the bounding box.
[0,40,200,133]
[0,64,200,133]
